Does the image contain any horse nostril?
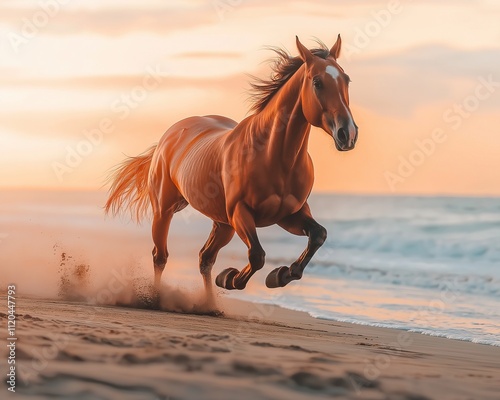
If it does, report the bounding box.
[337,128,349,146]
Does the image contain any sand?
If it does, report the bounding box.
[1,292,499,400]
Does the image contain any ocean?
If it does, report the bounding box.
[1,191,499,346]
[236,195,500,347]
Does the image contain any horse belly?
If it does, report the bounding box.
[172,137,229,223]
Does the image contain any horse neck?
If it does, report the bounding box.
[252,65,310,170]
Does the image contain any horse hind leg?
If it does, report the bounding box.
[152,211,173,289]
[150,178,185,290]
[199,222,235,303]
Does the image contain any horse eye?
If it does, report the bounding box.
[313,78,323,89]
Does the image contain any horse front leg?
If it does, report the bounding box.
[266,203,327,288]
[215,202,265,290]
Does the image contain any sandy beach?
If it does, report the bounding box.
[2,292,499,400]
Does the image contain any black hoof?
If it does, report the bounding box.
[215,268,239,290]
[265,266,291,288]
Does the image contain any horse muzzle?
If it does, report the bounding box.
[334,125,358,152]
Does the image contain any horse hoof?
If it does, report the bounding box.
[206,309,224,317]
[215,268,239,290]
[265,266,290,288]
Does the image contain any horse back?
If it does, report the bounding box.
[156,115,237,162]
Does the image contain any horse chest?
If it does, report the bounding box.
[253,193,303,226]
[246,165,313,225]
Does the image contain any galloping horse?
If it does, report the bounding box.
[105,36,358,302]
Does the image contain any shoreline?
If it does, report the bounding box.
[228,293,500,348]
[2,294,499,399]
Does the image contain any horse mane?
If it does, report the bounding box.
[249,40,330,114]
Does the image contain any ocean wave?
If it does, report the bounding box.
[262,255,500,298]
[318,220,500,264]
[310,262,499,296]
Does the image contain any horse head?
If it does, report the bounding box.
[296,35,358,151]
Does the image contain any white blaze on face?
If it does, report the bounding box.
[325,65,356,144]
[325,65,340,82]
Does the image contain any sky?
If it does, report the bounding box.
[1,0,500,195]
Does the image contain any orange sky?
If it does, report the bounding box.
[1,0,500,195]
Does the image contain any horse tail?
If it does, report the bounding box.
[104,145,157,223]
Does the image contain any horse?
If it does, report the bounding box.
[105,36,358,305]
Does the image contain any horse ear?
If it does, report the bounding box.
[296,36,313,64]
[330,34,342,60]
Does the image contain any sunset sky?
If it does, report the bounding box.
[1,0,500,195]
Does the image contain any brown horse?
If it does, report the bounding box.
[105,36,357,302]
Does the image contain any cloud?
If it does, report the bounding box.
[360,45,500,79]
[0,5,217,37]
[172,51,242,59]
[3,44,500,124]
[0,74,250,139]
[0,0,411,38]
[346,45,500,117]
